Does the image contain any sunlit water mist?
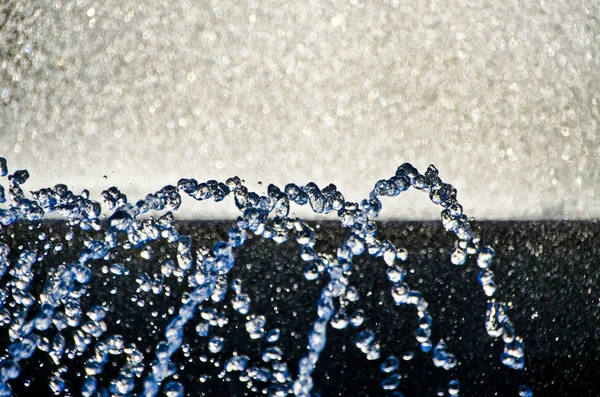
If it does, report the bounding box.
[0,157,532,397]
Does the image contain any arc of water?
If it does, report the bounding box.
[0,158,526,397]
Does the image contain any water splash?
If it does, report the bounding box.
[0,158,530,396]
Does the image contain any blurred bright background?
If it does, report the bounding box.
[1,0,598,219]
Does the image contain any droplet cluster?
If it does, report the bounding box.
[0,157,530,396]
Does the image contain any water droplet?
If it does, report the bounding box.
[448,379,460,396]
[380,355,400,373]
[208,336,224,353]
[381,373,401,390]
[349,309,365,327]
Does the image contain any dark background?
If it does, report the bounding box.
[0,220,598,396]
